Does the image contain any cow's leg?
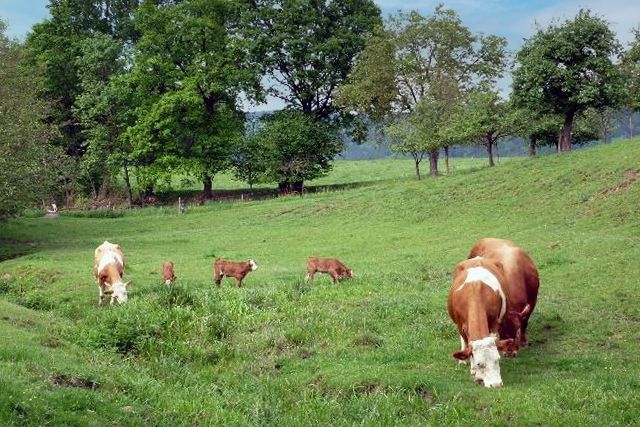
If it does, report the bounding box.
[214,272,222,287]
[305,270,315,284]
[520,316,530,347]
[98,287,106,306]
[329,270,340,284]
[236,275,243,288]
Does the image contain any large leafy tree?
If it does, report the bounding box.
[512,10,625,152]
[339,6,507,177]
[26,0,141,158]
[73,34,136,204]
[128,0,262,198]
[248,111,342,193]
[0,21,67,219]
[246,0,381,120]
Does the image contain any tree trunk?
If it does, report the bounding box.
[529,138,537,157]
[559,110,575,152]
[487,141,495,167]
[98,173,111,199]
[292,180,304,194]
[203,175,213,199]
[428,150,439,177]
[414,156,421,180]
[444,146,450,174]
[123,164,133,208]
[630,114,634,138]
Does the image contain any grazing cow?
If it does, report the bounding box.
[468,238,540,352]
[305,257,352,284]
[447,256,516,388]
[94,241,130,305]
[162,261,176,285]
[214,258,257,287]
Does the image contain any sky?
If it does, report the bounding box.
[1,0,638,110]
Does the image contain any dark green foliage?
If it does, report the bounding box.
[512,10,625,151]
[245,0,382,120]
[0,21,66,219]
[248,111,343,191]
[126,0,260,197]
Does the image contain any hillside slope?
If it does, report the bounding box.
[0,140,639,425]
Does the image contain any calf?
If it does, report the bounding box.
[468,238,539,352]
[214,258,257,287]
[305,257,352,284]
[94,241,130,305]
[447,256,516,388]
[162,261,176,285]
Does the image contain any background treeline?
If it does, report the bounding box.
[1,1,640,217]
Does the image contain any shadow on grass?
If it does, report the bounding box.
[155,179,384,205]
[0,239,40,262]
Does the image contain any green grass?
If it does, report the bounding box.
[0,141,639,425]
[152,156,505,194]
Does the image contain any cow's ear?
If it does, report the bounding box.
[453,347,472,361]
[124,281,132,288]
[497,338,517,353]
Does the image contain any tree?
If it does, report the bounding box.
[73,34,136,204]
[251,111,343,193]
[449,90,525,166]
[621,28,640,113]
[243,0,380,190]
[230,134,268,191]
[26,0,141,158]
[519,110,600,155]
[127,0,262,198]
[512,10,625,152]
[246,0,381,120]
[0,21,66,219]
[339,6,507,177]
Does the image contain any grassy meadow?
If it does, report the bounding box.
[0,141,639,425]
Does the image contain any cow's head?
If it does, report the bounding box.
[249,259,258,271]
[345,269,353,279]
[453,335,514,388]
[110,281,131,304]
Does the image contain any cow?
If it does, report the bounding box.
[162,261,176,285]
[468,238,540,352]
[305,257,352,284]
[213,258,258,287]
[94,241,130,305]
[447,256,517,388]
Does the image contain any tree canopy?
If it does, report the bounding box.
[512,10,625,152]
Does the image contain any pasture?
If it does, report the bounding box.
[0,140,639,425]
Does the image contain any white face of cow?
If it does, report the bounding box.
[249,259,258,271]
[469,336,503,388]
[110,281,130,304]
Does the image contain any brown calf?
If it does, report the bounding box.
[214,258,258,287]
[162,261,176,285]
[305,257,352,284]
[468,238,539,351]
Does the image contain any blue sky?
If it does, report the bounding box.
[1,0,638,109]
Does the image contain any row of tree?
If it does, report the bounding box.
[338,8,640,179]
[2,2,640,218]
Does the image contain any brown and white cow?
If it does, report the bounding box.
[305,257,352,284]
[447,256,516,388]
[162,261,176,285]
[214,258,258,287]
[94,241,130,305]
[468,238,540,352]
